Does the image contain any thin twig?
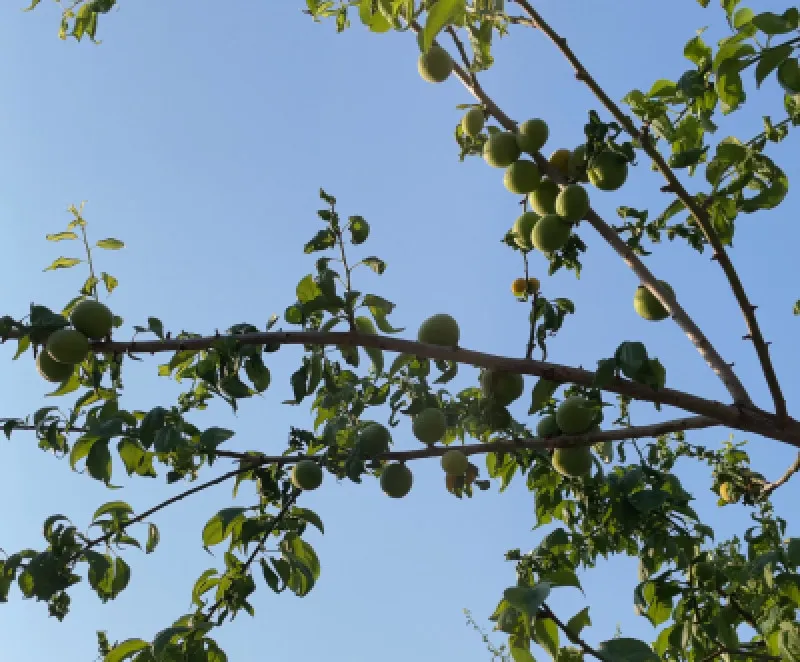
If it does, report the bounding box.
[3,329,797,442]
[205,491,299,621]
[213,416,718,465]
[763,451,800,496]
[512,0,784,418]
[420,20,751,408]
[540,603,610,661]
[69,463,255,564]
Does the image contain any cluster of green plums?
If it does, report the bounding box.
[35,299,114,383]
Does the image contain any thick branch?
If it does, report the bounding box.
[512,0,784,418]
[415,22,751,408]
[8,329,795,443]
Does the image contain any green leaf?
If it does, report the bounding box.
[92,501,133,522]
[615,341,648,380]
[304,228,336,254]
[503,584,551,616]
[509,638,536,662]
[296,274,321,304]
[755,44,793,87]
[684,35,711,67]
[199,427,235,452]
[291,507,325,534]
[647,79,677,98]
[732,7,754,27]
[593,358,617,388]
[598,637,659,661]
[532,616,559,659]
[528,379,559,414]
[668,146,709,169]
[245,355,271,392]
[43,257,81,272]
[86,441,113,484]
[152,627,191,657]
[202,508,246,547]
[146,523,159,554]
[101,272,119,294]
[752,11,795,34]
[46,231,78,242]
[147,317,164,340]
[361,256,386,274]
[358,0,392,33]
[565,606,591,637]
[716,60,746,112]
[422,0,464,52]
[348,215,369,244]
[104,638,150,662]
[96,238,125,250]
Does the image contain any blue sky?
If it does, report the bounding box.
[0,1,798,660]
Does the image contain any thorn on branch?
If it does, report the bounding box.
[660,185,674,193]
[743,334,752,341]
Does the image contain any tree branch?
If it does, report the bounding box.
[412,21,752,409]
[539,603,610,661]
[3,329,797,442]
[211,415,718,465]
[763,451,800,496]
[69,462,255,564]
[511,0,784,419]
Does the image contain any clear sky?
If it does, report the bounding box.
[0,1,798,660]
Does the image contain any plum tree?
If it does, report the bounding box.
[480,369,524,406]
[45,329,89,365]
[7,3,800,662]
[527,178,560,215]
[554,184,590,223]
[634,281,675,322]
[483,131,521,168]
[516,118,549,154]
[503,159,541,194]
[70,300,113,340]
[417,313,460,347]
[412,408,447,445]
[441,449,469,476]
[511,211,539,250]
[291,460,323,491]
[461,107,485,137]
[587,151,629,191]
[380,463,413,498]
[418,43,453,83]
[551,446,593,478]
[531,214,571,253]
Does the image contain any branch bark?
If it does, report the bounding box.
[511,0,785,419]
[763,451,800,496]
[419,20,751,408]
[31,329,799,444]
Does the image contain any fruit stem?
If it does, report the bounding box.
[334,210,356,332]
[79,224,99,301]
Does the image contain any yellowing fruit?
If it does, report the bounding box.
[511,277,539,297]
[512,211,539,251]
[552,446,593,478]
[36,350,75,383]
[46,329,89,365]
[719,482,736,504]
[441,449,469,476]
[461,108,485,137]
[555,184,590,223]
[70,300,114,340]
[531,214,571,253]
[633,281,674,322]
[527,179,560,215]
[480,369,524,406]
[483,132,522,168]
[516,118,549,154]
[418,44,453,83]
[358,423,391,458]
[503,159,541,195]
[587,151,629,191]
[548,149,571,177]
[418,313,460,347]
[555,396,596,435]
[412,408,447,445]
[291,460,324,491]
[381,463,413,498]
